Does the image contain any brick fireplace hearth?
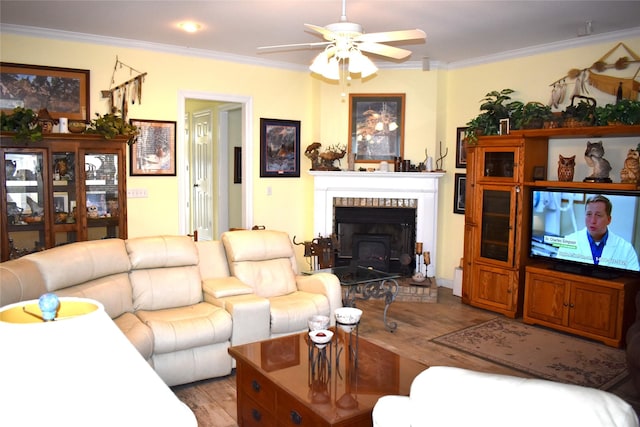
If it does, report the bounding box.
[310,171,444,277]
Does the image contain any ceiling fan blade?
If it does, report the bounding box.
[358,42,413,60]
[304,23,336,40]
[357,29,426,43]
[257,41,331,51]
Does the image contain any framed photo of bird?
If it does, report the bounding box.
[260,118,301,178]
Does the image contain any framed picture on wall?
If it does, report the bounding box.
[0,62,90,121]
[455,126,468,168]
[129,119,176,176]
[259,118,301,178]
[454,173,466,214]
[348,93,405,162]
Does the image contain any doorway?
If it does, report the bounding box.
[177,91,253,239]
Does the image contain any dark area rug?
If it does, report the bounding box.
[433,317,628,390]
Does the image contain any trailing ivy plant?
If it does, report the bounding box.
[0,107,43,142]
[85,111,138,145]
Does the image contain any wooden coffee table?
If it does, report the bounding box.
[229,328,426,426]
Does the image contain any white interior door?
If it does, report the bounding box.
[192,109,214,241]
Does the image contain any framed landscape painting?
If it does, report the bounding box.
[0,62,90,121]
[260,118,300,178]
[348,93,405,162]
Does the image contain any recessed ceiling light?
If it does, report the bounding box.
[178,22,201,33]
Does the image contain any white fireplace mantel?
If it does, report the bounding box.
[309,170,444,277]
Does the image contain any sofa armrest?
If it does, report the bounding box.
[205,293,270,348]
[295,273,342,325]
[372,396,411,427]
[202,276,254,299]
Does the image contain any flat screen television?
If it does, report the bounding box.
[529,188,640,278]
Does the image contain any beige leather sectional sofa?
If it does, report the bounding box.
[0,230,342,387]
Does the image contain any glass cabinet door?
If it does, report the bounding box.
[82,151,121,241]
[52,151,78,247]
[477,185,517,267]
[477,147,519,182]
[4,150,48,258]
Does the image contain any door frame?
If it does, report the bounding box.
[177,91,253,237]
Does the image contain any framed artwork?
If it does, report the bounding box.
[129,119,176,176]
[348,93,405,162]
[53,192,68,213]
[454,173,466,214]
[233,147,242,184]
[259,118,300,178]
[0,62,90,121]
[455,126,468,168]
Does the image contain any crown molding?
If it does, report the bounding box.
[3,24,639,73]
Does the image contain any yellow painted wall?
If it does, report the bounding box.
[2,31,639,280]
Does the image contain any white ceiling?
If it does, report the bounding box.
[1,1,640,69]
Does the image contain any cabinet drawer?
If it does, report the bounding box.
[238,364,276,412]
[238,393,275,427]
[276,393,325,426]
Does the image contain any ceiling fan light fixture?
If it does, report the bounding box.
[359,54,378,78]
[323,57,341,80]
[310,51,330,75]
[347,49,363,74]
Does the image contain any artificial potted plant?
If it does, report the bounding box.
[515,102,553,129]
[595,99,640,126]
[562,95,596,127]
[85,111,139,145]
[0,107,43,142]
[465,89,523,144]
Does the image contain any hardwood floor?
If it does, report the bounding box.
[172,288,640,426]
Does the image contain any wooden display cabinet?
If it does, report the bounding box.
[462,134,548,318]
[524,264,639,347]
[1,133,128,261]
[462,124,640,319]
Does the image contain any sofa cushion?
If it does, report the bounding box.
[54,272,133,319]
[196,240,231,279]
[232,258,298,298]
[0,257,46,307]
[269,291,331,334]
[129,265,202,311]
[136,302,232,354]
[126,235,198,269]
[27,239,131,292]
[113,312,154,360]
[402,366,639,427]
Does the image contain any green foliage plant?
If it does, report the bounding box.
[465,89,523,144]
[515,102,553,129]
[86,111,139,145]
[595,99,640,126]
[0,107,43,142]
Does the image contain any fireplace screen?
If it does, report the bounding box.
[334,206,416,274]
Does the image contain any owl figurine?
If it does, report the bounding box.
[87,205,99,219]
[557,154,575,182]
[620,149,640,184]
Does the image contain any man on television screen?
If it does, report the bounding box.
[555,195,639,271]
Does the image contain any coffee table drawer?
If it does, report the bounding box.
[276,393,325,426]
[238,364,276,411]
[238,392,275,427]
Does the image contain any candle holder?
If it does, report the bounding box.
[423,251,432,284]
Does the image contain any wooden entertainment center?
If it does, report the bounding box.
[462,125,640,347]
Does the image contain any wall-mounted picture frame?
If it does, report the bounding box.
[348,93,405,162]
[454,173,466,214]
[259,118,300,178]
[0,62,90,121]
[129,119,176,176]
[456,126,468,168]
[233,146,242,184]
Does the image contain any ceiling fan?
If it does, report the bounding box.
[258,0,426,80]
